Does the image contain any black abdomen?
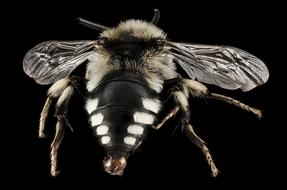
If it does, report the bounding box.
[86,71,161,155]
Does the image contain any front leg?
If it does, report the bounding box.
[50,85,75,176]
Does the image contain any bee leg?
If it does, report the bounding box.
[182,78,209,98]
[39,96,53,138]
[153,78,190,129]
[50,115,66,176]
[39,78,71,138]
[182,79,262,118]
[39,77,83,176]
[183,121,219,177]
[39,77,84,138]
[207,93,262,118]
[50,85,75,176]
[173,87,219,177]
[165,79,219,176]
[153,106,180,129]
[155,79,219,176]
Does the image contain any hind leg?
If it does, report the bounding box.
[39,77,83,176]
[183,121,219,177]
[154,78,219,176]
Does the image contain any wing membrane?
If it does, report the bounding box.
[23,40,98,85]
[169,42,269,91]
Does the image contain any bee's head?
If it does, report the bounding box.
[98,20,166,58]
[99,19,166,42]
[77,9,164,41]
[77,9,166,57]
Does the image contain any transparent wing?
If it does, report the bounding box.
[168,42,269,91]
[23,40,98,85]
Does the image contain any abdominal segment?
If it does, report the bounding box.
[85,71,162,153]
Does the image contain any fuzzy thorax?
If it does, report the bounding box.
[100,20,166,40]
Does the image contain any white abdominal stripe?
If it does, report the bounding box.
[133,112,155,125]
[124,136,137,145]
[142,98,161,113]
[89,114,111,145]
[88,107,154,147]
[96,125,109,135]
[124,124,144,146]
[85,98,99,114]
[127,124,144,135]
[101,136,111,144]
[90,113,104,127]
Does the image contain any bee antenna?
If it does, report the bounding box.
[76,17,110,31]
[151,9,160,24]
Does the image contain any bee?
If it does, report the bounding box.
[23,9,269,177]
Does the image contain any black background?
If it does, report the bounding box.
[4,0,283,188]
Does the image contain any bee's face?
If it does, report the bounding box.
[99,36,164,58]
[97,20,167,58]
